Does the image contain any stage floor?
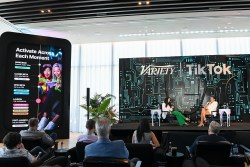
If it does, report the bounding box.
[112,122,250,131]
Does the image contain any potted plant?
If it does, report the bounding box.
[80,93,118,124]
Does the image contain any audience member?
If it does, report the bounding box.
[132,118,160,148]
[77,119,97,143]
[162,97,190,126]
[84,117,140,167]
[67,119,97,163]
[85,117,128,158]
[189,121,227,156]
[20,118,56,150]
[0,132,68,167]
[198,96,218,127]
[0,132,39,164]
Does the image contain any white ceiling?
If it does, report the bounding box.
[11,9,250,44]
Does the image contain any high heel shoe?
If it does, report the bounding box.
[197,124,204,127]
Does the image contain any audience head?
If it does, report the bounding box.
[86,119,95,131]
[137,118,151,142]
[95,117,111,138]
[3,132,22,149]
[28,118,39,128]
[208,121,221,135]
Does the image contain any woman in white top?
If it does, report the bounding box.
[162,97,190,126]
[198,96,218,127]
[132,118,160,148]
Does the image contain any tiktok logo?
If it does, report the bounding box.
[186,64,232,75]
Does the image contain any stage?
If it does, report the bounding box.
[111,121,250,151]
[111,122,250,131]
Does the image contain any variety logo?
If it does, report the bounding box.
[140,65,175,75]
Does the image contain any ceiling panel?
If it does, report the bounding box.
[1,0,250,43]
[1,0,250,24]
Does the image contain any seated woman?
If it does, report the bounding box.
[198,96,218,127]
[132,118,160,148]
[162,97,190,126]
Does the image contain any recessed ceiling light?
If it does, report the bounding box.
[40,9,51,13]
[138,1,142,5]
[146,1,150,5]
[119,28,250,37]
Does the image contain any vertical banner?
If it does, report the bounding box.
[119,55,250,122]
[0,32,71,139]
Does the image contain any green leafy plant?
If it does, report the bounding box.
[80,93,118,124]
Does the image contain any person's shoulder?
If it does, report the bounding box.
[196,135,209,140]
[85,141,97,147]
[85,142,96,150]
[218,135,227,140]
[19,129,28,133]
[112,140,125,145]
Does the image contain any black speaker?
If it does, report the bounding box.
[86,88,90,106]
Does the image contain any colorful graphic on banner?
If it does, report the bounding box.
[6,43,63,129]
[119,55,250,122]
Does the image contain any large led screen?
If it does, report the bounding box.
[119,55,250,122]
[0,32,71,139]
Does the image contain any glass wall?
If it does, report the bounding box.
[70,37,250,132]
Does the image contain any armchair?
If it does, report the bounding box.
[184,141,245,167]
[205,104,220,125]
[82,156,130,167]
[22,136,59,151]
[195,141,232,165]
[126,143,153,167]
[75,142,91,162]
[22,136,43,151]
[0,156,32,167]
[239,144,250,166]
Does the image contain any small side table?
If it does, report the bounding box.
[219,109,231,127]
[151,109,161,126]
[166,152,185,167]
